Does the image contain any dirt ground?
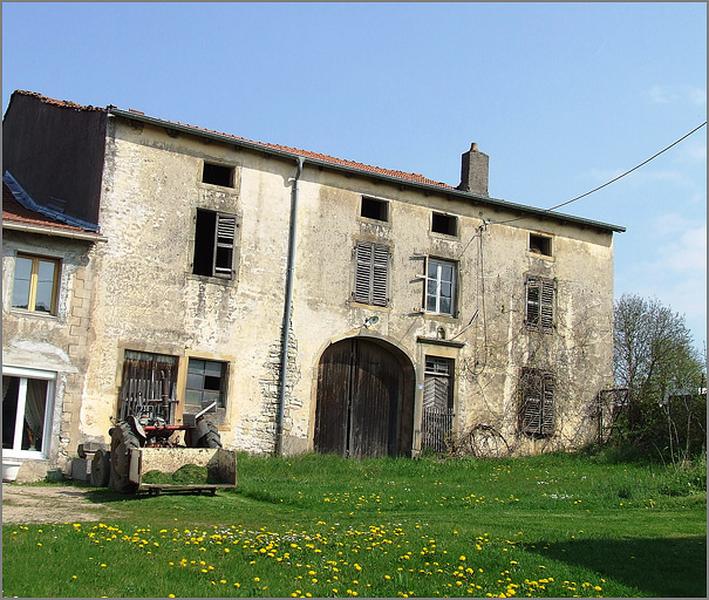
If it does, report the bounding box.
[2,485,121,524]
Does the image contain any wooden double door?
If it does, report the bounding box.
[315,338,414,458]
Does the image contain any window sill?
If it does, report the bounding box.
[429,232,460,241]
[422,311,459,322]
[197,182,236,193]
[348,300,390,311]
[2,450,47,460]
[357,216,391,227]
[186,273,235,287]
[525,323,554,334]
[10,308,59,320]
[528,251,555,262]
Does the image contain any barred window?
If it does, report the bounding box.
[526,276,555,332]
[353,242,389,306]
[519,368,555,437]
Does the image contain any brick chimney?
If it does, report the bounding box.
[458,142,489,197]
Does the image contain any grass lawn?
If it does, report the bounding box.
[2,452,706,598]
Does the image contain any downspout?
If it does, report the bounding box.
[275,156,305,456]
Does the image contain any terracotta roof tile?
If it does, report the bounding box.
[14,89,105,113]
[16,89,452,188]
[2,183,86,232]
[134,115,454,189]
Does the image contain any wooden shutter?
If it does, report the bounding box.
[541,375,555,435]
[526,277,554,331]
[119,351,178,423]
[353,242,389,306]
[520,369,543,435]
[213,213,236,278]
[353,242,373,303]
[372,244,389,306]
[540,280,555,331]
[526,278,540,327]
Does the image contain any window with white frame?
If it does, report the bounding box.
[2,367,55,457]
[425,258,457,315]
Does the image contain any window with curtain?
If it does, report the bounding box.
[2,368,54,456]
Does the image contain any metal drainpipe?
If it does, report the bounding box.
[275,156,305,456]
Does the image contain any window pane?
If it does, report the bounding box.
[204,360,223,378]
[427,260,438,278]
[186,372,204,390]
[441,282,452,299]
[202,390,222,408]
[34,282,54,313]
[204,375,221,392]
[426,294,437,312]
[22,379,48,452]
[440,297,452,314]
[34,261,57,313]
[184,389,203,410]
[188,359,205,375]
[441,263,454,282]
[2,377,19,449]
[12,257,33,309]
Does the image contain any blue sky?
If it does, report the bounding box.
[3,3,706,346]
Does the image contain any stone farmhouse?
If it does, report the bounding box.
[2,90,624,481]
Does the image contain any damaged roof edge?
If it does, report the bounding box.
[107,106,626,234]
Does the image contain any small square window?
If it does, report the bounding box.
[12,254,60,315]
[432,212,458,236]
[360,197,389,222]
[529,233,552,256]
[202,162,234,187]
[185,358,228,413]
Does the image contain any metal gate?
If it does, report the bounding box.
[421,356,454,453]
[314,338,414,458]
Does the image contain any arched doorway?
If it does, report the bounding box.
[314,337,415,458]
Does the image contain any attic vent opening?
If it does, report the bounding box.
[202,162,234,188]
[529,233,552,256]
[432,212,458,236]
[361,197,389,222]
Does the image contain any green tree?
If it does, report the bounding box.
[613,294,706,462]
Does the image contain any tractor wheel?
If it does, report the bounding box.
[202,422,222,448]
[109,421,140,493]
[90,449,111,487]
[184,419,222,449]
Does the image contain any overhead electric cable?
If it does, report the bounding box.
[493,120,707,226]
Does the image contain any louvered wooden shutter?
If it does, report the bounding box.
[213,213,236,278]
[540,280,554,331]
[541,375,555,435]
[423,375,450,412]
[353,242,389,306]
[354,243,373,303]
[526,278,540,327]
[520,370,542,435]
[372,244,389,306]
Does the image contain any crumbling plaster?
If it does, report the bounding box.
[76,118,614,457]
